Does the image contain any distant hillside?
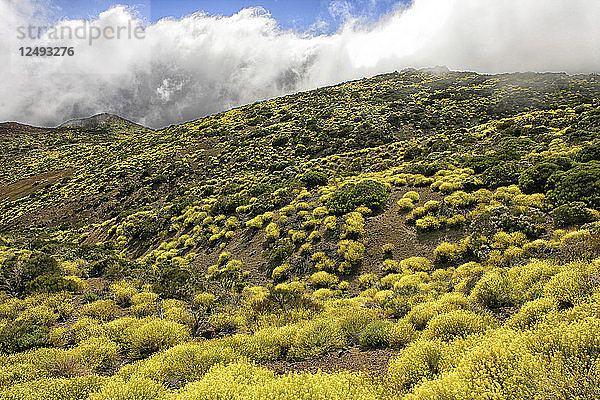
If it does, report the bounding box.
[59,113,148,131]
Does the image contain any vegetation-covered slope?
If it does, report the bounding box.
[1,68,600,399]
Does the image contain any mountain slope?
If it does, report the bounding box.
[0,68,600,399]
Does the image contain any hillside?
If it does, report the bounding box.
[1,68,600,399]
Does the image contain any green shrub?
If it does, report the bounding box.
[88,377,167,400]
[328,179,390,215]
[552,202,598,227]
[423,200,440,212]
[400,256,431,272]
[433,242,464,266]
[407,294,471,330]
[469,269,515,309]
[407,206,427,223]
[382,243,395,258]
[416,216,441,232]
[397,198,414,212]
[445,191,476,208]
[265,222,280,240]
[0,376,106,400]
[301,170,329,188]
[125,342,237,386]
[387,339,445,392]
[543,262,599,307]
[0,320,50,353]
[446,214,466,228]
[0,252,60,296]
[576,143,600,162]
[128,319,190,359]
[382,259,400,273]
[73,336,119,372]
[288,318,346,360]
[110,282,138,306]
[508,297,557,329]
[358,273,378,288]
[337,240,365,273]
[245,369,380,399]
[359,320,393,349]
[482,161,522,188]
[547,161,600,208]
[519,162,559,194]
[82,300,120,322]
[310,271,339,287]
[70,317,105,343]
[388,319,416,348]
[423,310,488,341]
[171,361,274,400]
[403,191,420,203]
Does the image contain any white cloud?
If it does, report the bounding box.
[1,0,599,128]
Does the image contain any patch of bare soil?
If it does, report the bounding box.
[354,186,465,291]
[262,346,396,377]
[0,168,74,202]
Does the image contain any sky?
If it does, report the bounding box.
[48,0,405,32]
[1,0,599,128]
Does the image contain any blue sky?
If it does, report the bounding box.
[49,0,406,32]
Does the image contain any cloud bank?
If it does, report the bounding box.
[1,0,599,128]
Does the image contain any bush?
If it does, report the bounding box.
[110,281,138,306]
[424,200,440,212]
[0,319,50,353]
[82,300,120,322]
[301,170,328,188]
[423,310,488,341]
[403,191,420,203]
[288,318,346,360]
[445,191,476,208]
[388,319,416,348]
[387,339,445,392]
[341,212,365,239]
[469,269,515,309]
[508,297,557,329]
[416,216,441,232]
[433,242,464,266]
[125,342,237,386]
[519,162,559,194]
[359,320,393,349]
[407,294,471,330]
[88,377,167,400]
[0,376,106,400]
[552,202,598,227]
[576,142,600,163]
[328,179,390,215]
[400,256,431,272]
[397,198,414,212]
[547,161,600,208]
[310,271,339,287]
[543,263,599,307]
[265,222,280,240]
[446,214,466,228]
[482,161,522,188]
[382,259,401,273]
[358,273,378,288]
[244,369,380,399]
[73,336,119,372]
[382,243,395,258]
[0,252,60,295]
[171,361,274,400]
[337,240,365,273]
[128,319,190,359]
[406,207,427,225]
